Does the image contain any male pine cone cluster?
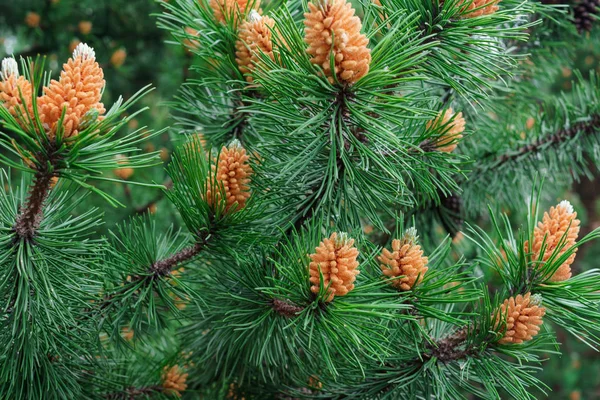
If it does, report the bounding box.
[304,0,371,85]
[162,365,188,398]
[426,108,466,153]
[309,232,360,302]
[206,140,253,213]
[235,11,276,83]
[527,200,580,282]
[496,293,545,345]
[378,228,428,291]
[0,43,105,140]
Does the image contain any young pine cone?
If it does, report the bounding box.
[309,232,360,302]
[573,0,600,33]
[426,108,465,153]
[454,0,501,18]
[210,0,260,26]
[235,11,276,83]
[378,228,428,291]
[206,140,253,213]
[0,58,34,122]
[38,43,105,139]
[162,365,188,398]
[496,293,545,345]
[304,0,371,85]
[528,200,580,282]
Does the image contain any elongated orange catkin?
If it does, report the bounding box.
[528,200,580,282]
[426,108,466,153]
[0,58,34,122]
[495,293,545,345]
[206,140,253,213]
[162,365,188,398]
[309,232,360,302]
[304,0,371,85]
[378,228,428,291]
[235,11,276,83]
[210,0,260,25]
[38,43,105,139]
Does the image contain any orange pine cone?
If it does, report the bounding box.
[210,0,260,25]
[455,0,501,18]
[304,0,371,85]
[0,58,34,122]
[495,293,545,345]
[426,108,465,153]
[309,232,360,302]
[206,141,253,213]
[235,11,276,83]
[528,200,580,282]
[378,228,428,291]
[162,365,188,397]
[38,43,106,140]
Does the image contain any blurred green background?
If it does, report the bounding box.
[2,0,600,398]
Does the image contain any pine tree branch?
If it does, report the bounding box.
[13,143,60,241]
[425,326,473,362]
[150,239,206,277]
[492,113,600,168]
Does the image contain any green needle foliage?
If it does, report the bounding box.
[1,0,600,398]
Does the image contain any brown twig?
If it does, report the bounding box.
[134,178,173,214]
[150,239,206,277]
[493,114,600,168]
[13,143,60,241]
[271,298,304,318]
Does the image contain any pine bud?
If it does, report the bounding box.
[378,228,428,291]
[235,11,276,83]
[426,108,465,153]
[25,12,41,28]
[110,48,127,68]
[527,200,580,282]
[210,0,260,26]
[304,0,371,85]
[206,140,253,213]
[38,43,106,139]
[495,292,545,345]
[308,232,360,302]
[113,155,134,180]
[0,57,34,121]
[162,365,188,397]
[453,0,501,18]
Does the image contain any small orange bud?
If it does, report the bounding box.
[25,12,41,28]
[110,48,127,68]
[162,365,188,397]
[426,108,465,153]
[78,21,92,35]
